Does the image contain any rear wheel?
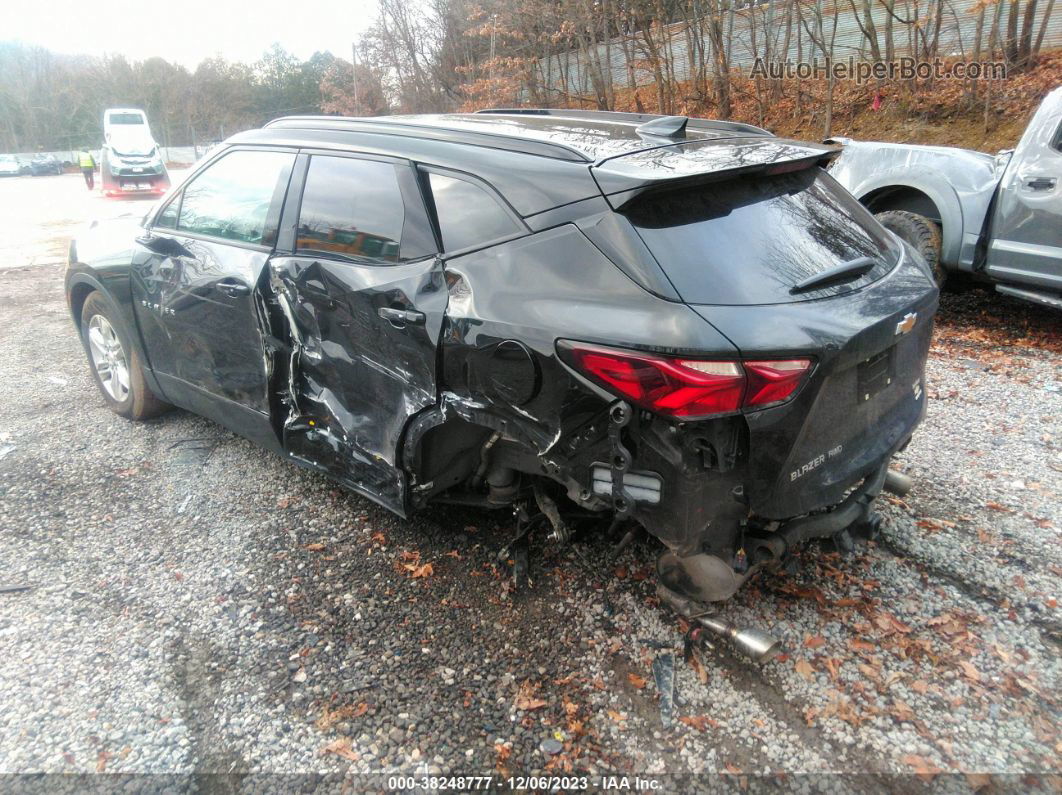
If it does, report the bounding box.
[81,291,169,420]
[875,210,945,286]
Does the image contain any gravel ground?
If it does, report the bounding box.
[0,173,1059,788]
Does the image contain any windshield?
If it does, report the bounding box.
[109,113,145,125]
[621,169,900,305]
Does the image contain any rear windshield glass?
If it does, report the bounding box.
[109,113,145,125]
[622,169,899,305]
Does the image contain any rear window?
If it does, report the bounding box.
[622,169,899,305]
[109,113,144,125]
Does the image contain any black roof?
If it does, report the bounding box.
[262,110,772,164]
[236,110,827,218]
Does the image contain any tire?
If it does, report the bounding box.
[874,210,946,287]
[80,291,170,420]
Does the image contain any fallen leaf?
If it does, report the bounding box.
[822,657,842,680]
[794,659,815,680]
[688,652,709,684]
[607,709,627,723]
[959,661,981,683]
[804,635,826,649]
[891,700,916,722]
[679,715,718,731]
[514,695,546,711]
[858,663,880,682]
[304,542,326,551]
[495,742,511,767]
[985,501,1015,513]
[849,638,877,654]
[902,754,943,782]
[404,562,434,578]
[96,751,111,773]
[627,673,648,689]
[321,738,359,762]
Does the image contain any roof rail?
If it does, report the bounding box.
[475,107,772,137]
[263,115,590,162]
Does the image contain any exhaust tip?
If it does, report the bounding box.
[884,469,913,497]
[733,628,783,664]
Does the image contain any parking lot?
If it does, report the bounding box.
[0,170,1059,784]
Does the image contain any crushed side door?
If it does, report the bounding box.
[264,153,447,514]
[269,255,447,513]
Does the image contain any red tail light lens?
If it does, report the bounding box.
[561,342,811,419]
[744,359,813,407]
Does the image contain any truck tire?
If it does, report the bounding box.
[80,291,170,420]
[875,210,945,286]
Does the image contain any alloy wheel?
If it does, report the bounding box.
[87,314,130,402]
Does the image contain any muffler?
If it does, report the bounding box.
[656,583,781,664]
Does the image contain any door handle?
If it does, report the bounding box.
[216,280,250,297]
[378,307,425,326]
[1025,177,1056,191]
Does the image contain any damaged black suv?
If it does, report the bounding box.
[67,109,938,616]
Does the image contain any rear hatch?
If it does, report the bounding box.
[598,140,938,517]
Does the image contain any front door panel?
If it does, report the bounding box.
[132,234,280,450]
[270,255,447,512]
[986,103,1062,291]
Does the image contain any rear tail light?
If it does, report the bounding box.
[560,342,811,419]
[743,359,813,407]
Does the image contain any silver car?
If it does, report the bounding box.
[829,86,1062,310]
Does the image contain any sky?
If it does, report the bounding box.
[6,0,380,66]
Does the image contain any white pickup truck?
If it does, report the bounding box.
[829,86,1062,310]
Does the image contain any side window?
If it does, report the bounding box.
[296,156,415,263]
[177,150,294,245]
[428,172,522,252]
[155,197,178,229]
[1053,121,1062,152]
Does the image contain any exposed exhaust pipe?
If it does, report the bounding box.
[656,583,781,664]
[883,468,913,497]
[694,615,782,664]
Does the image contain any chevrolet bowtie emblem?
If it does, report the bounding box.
[895,312,917,336]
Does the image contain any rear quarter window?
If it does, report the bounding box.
[427,172,522,252]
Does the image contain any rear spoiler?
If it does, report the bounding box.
[591,138,842,209]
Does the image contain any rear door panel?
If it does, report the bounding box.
[268,152,444,514]
[270,255,446,511]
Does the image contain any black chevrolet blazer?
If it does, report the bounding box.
[66,109,938,607]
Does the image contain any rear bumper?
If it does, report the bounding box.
[616,403,918,558]
[748,459,890,561]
